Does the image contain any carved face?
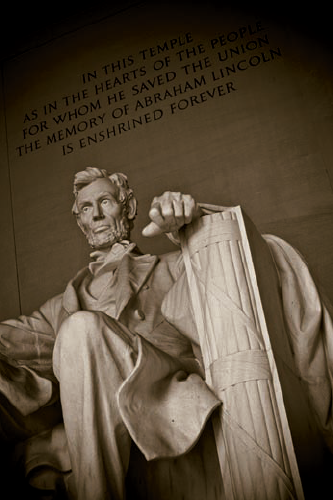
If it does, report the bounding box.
[76,177,130,249]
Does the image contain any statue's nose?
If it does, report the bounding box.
[92,202,104,220]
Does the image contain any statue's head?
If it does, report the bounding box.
[72,167,137,249]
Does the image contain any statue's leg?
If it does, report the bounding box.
[53,311,138,500]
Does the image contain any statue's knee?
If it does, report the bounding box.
[64,310,99,329]
[53,312,103,381]
[56,311,101,349]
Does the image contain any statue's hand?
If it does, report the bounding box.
[142,191,203,237]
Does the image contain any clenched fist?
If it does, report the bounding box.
[142,191,203,237]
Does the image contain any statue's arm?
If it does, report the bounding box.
[0,296,62,414]
[0,294,62,371]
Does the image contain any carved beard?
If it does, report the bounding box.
[83,215,130,249]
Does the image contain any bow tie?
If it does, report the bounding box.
[89,240,136,276]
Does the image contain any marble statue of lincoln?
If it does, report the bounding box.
[0,167,222,499]
[1,167,333,500]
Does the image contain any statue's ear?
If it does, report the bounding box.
[127,196,138,220]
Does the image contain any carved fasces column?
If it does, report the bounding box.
[179,208,304,500]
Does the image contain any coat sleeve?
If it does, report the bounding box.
[0,295,63,415]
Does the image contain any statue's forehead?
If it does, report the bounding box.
[77,178,118,203]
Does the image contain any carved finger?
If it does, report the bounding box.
[159,199,177,230]
[149,203,165,227]
[183,194,196,224]
[173,199,185,228]
[142,221,163,237]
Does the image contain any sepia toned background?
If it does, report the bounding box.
[1,0,333,319]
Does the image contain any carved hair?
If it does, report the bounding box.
[72,167,137,220]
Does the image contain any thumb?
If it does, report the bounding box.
[142,221,164,238]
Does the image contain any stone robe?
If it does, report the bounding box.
[0,243,222,499]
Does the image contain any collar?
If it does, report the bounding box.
[88,240,136,276]
[62,247,158,318]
